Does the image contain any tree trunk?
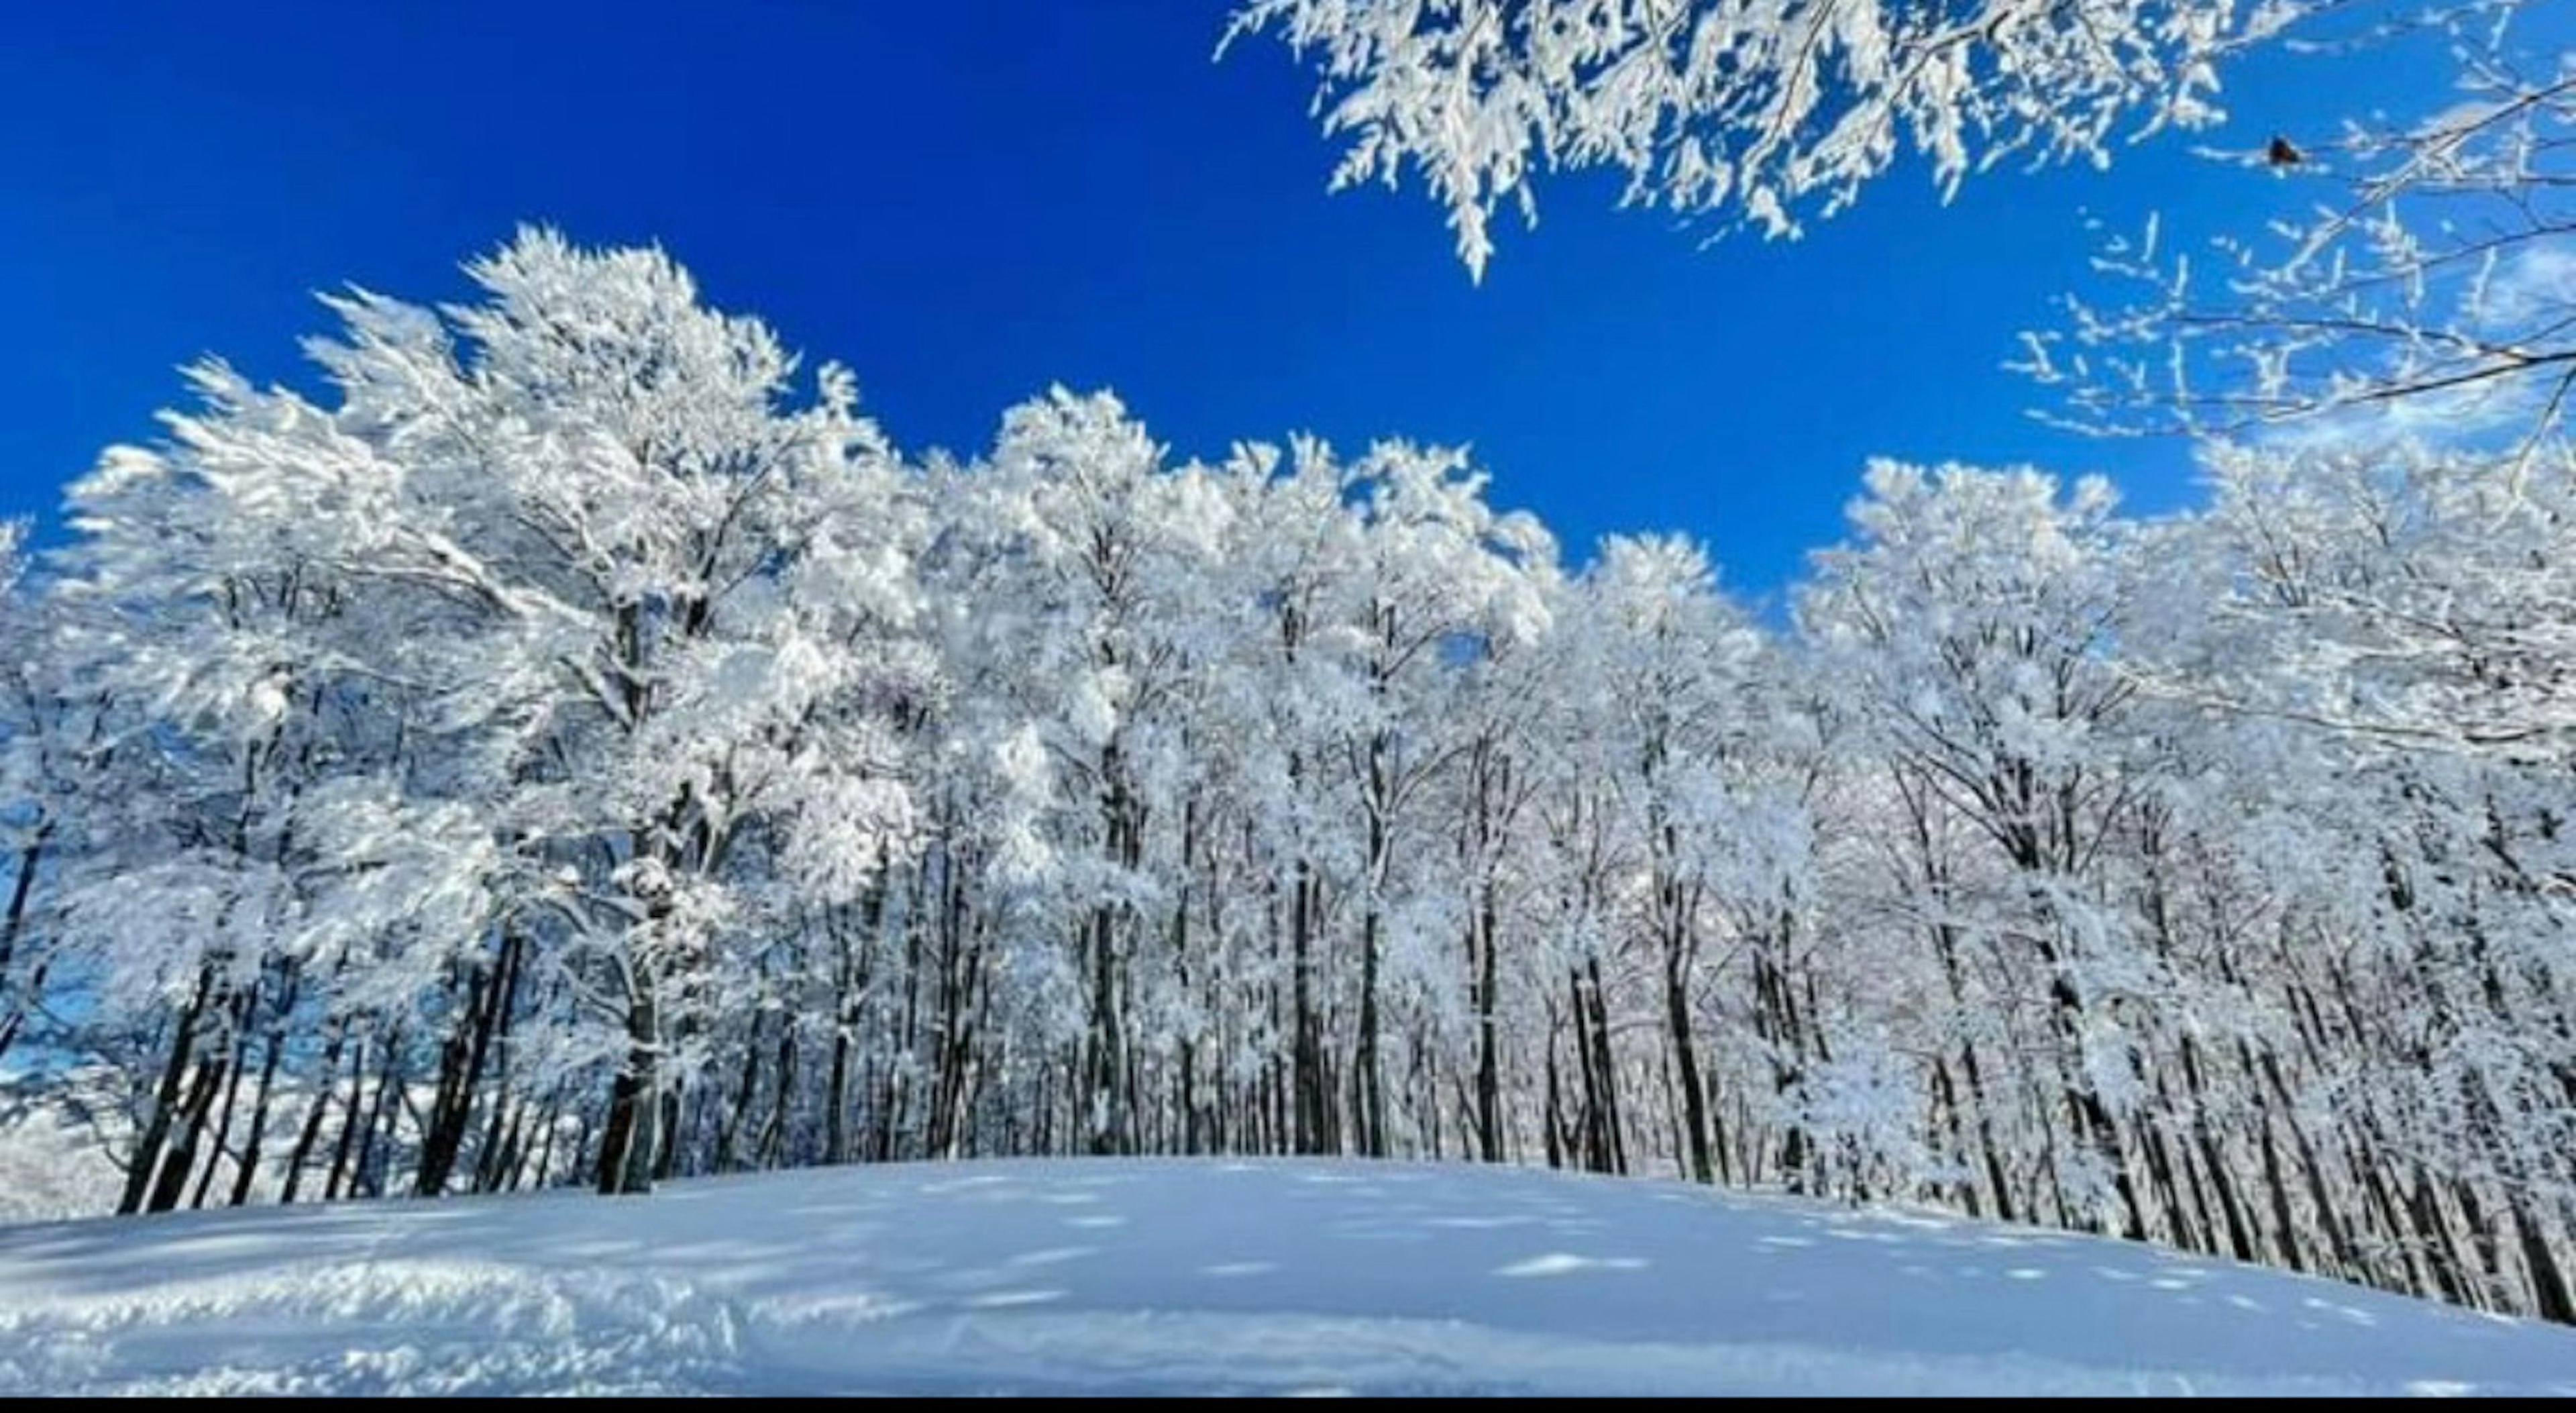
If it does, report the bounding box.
[596,984,661,1196]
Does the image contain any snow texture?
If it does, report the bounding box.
[1,1159,2569,1396]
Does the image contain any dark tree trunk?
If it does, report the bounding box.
[596,984,661,1196]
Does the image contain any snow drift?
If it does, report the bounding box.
[1,1159,2571,1396]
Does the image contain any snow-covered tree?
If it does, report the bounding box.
[1227,0,2309,278]
[0,521,45,1061]
[2027,5,2571,450]
[40,230,921,1200]
[1802,464,2161,1233]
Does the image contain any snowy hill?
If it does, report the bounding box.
[1,1159,2571,1396]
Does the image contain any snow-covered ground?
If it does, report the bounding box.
[1,1159,2571,1396]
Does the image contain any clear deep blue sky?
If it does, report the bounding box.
[0,0,2490,594]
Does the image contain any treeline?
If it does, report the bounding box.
[0,231,2569,1322]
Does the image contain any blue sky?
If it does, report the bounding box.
[0,1,2492,596]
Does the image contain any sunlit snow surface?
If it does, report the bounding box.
[2,1160,2572,1396]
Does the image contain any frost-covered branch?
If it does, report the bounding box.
[1226,0,2306,277]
